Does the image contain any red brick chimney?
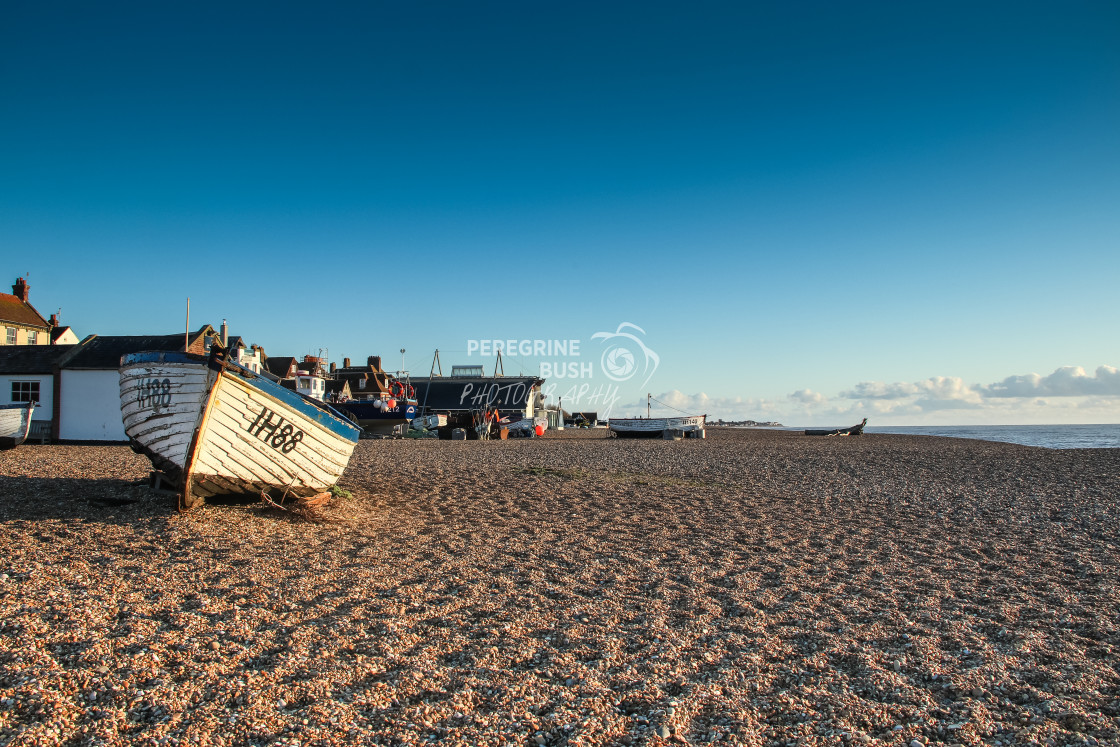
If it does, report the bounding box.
[49,313,59,328]
[12,277,29,302]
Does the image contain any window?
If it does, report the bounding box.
[12,381,39,403]
[27,330,36,345]
[5,328,15,345]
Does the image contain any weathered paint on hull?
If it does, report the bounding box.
[119,351,360,509]
[120,357,213,479]
[0,403,35,450]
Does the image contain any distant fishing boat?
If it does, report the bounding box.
[608,394,706,438]
[805,418,867,437]
[608,414,707,438]
[329,355,418,435]
[120,346,361,510]
[0,402,35,449]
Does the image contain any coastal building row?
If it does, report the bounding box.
[0,276,293,442]
[3,273,555,443]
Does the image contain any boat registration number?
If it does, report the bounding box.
[138,378,172,408]
[247,406,305,453]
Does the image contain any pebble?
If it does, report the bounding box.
[1,430,1116,746]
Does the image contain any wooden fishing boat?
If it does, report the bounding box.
[120,346,361,510]
[608,414,707,438]
[0,402,35,449]
[805,418,867,436]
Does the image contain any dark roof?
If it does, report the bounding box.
[50,325,74,342]
[0,344,77,374]
[226,335,245,349]
[325,380,350,396]
[62,333,188,369]
[0,292,49,329]
[266,357,296,378]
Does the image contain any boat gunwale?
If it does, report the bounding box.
[122,350,360,442]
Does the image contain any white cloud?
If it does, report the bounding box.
[841,376,980,404]
[635,390,783,421]
[981,365,1120,398]
[841,381,921,399]
[789,388,826,404]
[601,365,1120,426]
[790,364,1120,424]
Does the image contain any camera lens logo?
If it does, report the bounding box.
[604,347,636,379]
[591,322,659,385]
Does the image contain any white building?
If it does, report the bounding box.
[55,328,219,441]
[0,345,74,441]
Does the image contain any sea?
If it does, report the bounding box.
[861,424,1120,450]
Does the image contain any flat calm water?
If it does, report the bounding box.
[864,424,1120,449]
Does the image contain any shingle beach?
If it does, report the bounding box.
[1,429,1118,746]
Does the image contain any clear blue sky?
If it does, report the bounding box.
[3,1,1118,424]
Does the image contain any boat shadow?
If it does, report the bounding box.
[0,475,329,526]
[0,474,180,524]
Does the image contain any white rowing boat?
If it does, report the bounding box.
[608,414,706,438]
[120,347,361,510]
[0,402,35,450]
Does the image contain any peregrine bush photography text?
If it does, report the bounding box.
[465,322,660,416]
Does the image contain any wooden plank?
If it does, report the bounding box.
[187,372,354,497]
[195,424,294,486]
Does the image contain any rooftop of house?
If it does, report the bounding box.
[0,344,77,374]
[0,278,50,330]
[265,357,297,378]
[62,326,215,369]
[50,325,74,343]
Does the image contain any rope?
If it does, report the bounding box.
[650,396,693,415]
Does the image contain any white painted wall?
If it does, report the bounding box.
[1,373,53,422]
[60,369,127,441]
[53,329,80,345]
[232,347,262,373]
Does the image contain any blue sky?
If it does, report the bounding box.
[2,1,1118,424]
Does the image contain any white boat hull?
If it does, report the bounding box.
[120,357,213,477]
[188,372,359,502]
[120,350,360,509]
[608,414,706,437]
[0,403,35,449]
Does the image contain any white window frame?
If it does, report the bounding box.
[5,328,15,345]
[26,330,36,345]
